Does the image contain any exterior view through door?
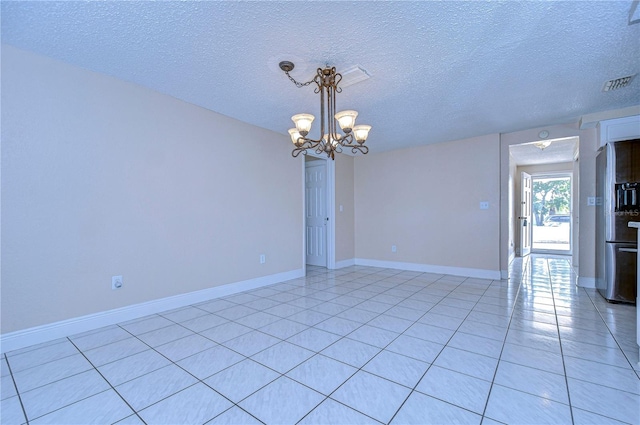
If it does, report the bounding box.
[305,160,327,266]
[531,175,572,253]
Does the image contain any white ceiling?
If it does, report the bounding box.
[2,1,639,154]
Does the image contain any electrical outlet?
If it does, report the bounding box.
[480,201,489,210]
[391,245,397,253]
[112,275,123,290]
[587,196,596,206]
[260,254,266,264]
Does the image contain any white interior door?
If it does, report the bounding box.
[305,161,327,266]
[519,171,532,257]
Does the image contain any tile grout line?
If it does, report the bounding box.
[3,355,30,425]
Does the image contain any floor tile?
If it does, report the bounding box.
[135,324,194,347]
[115,364,197,411]
[195,299,237,313]
[98,349,171,386]
[433,346,498,381]
[347,325,399,348]
[564,356,640,395]
[1,395,27,425]
[7,340,79,373]
[199,322,253,344]
[386,335,444,363]
[331,370,411,423]
[484,384,572,425]
[153,333,217,362]
[204,359,279,403]
[287,310,333,326]
[571,406,630,424]
[30,389,133,424]
[1,357,9,377]
[239,376,324,424]
[234,311,282,328]
[390,391,482,424]
[1,375,17,400]
[494,361,569,404]
[363,350,430,388]
[286,327,342,352]
[314,316,362,336]
[299,398,381,424]
[416,365,491,414]
[180,313,228,333]
[70,326,131,351]
[119,315,173,335]
[457,320,508,342]
[567,377,640,424]
[258,318,309,339]
[206,406,262,424]
[138,383,232,424]
[222,330,280,357]
[160,306,209,323]
[12,353,93,393]
[20,369,110,421]
[448,332,504,359]
[321,338,381,368]
[251,341,314,373]
[500,342,565,375]
[286,354,357,395]
[404,322,455,345]
[561,339,631,369]
[83,337,149,367]
[177,345,244,379]
[367,314,414,333]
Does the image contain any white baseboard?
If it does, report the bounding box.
[578,276,597,288]
[354,258,502,280]
[1,268,304,353]
[501,270,509,280]
[334,258,356,269]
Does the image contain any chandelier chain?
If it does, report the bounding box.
[283,70,315,88]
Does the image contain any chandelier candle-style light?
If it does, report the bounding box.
[279,61,371,160]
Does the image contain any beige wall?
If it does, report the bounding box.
[335,154,355,262]
[354,134,501,274]
[1,45,302,333]
[500,124,598,281]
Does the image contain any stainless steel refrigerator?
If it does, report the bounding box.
[596,139,640,303]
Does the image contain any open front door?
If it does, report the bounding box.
[519,171,532,257]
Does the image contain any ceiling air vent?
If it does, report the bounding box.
[339,65,371,88]
[602,74,636,92]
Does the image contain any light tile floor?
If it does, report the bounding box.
[1,255,639,424]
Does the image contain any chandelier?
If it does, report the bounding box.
[279,61,371,160]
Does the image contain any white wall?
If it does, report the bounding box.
[1,45,303,334]
[354,134,501,277]
[335,154,355,263]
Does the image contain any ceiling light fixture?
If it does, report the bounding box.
[279,61,371,160]
[534,140,552,151]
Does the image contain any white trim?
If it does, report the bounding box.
[577,276,597,288]
[501,270,509,280]
[334,258,356,269]
[354,258,502,280]
[1,268,304,353]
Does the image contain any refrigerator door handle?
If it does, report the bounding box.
[620,248,638,253]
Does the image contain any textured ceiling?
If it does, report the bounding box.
[2,1,639,153]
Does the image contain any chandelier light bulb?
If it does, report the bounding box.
[353,125,371,143]
[288,128,302,146]
[291,113,314,136]
[335,110,358,133]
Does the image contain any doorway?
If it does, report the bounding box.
[531,174,572,254]
[303,155,336,269]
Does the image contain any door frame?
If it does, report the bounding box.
[301,153,336,270]
[530,172,574,255]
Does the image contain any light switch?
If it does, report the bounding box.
[339,205,344,212]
